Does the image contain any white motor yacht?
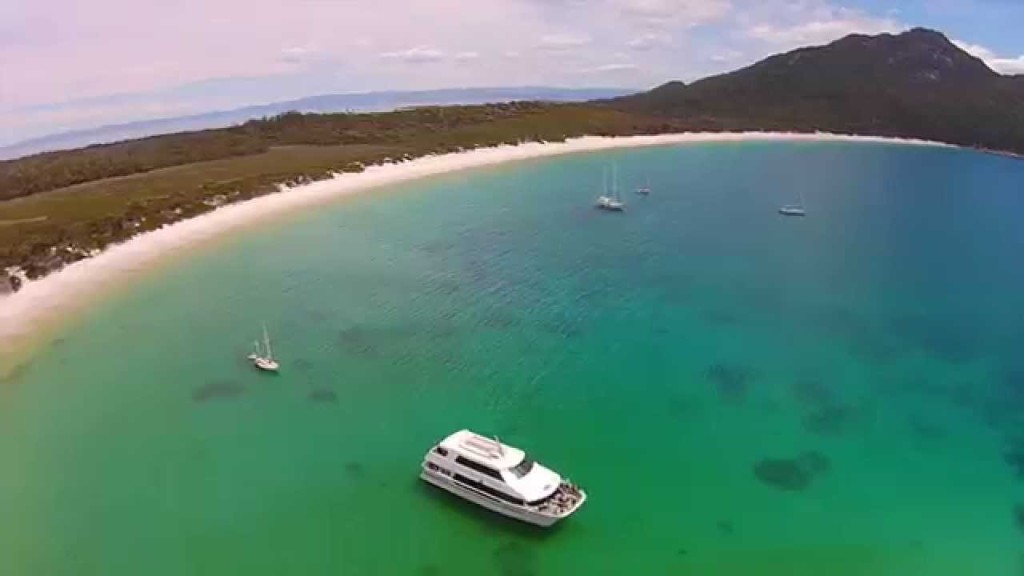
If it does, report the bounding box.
[420,430,586,527]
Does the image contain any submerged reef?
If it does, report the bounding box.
[707,362,752,403]
[753,451,831,492]
[192,380,245,402]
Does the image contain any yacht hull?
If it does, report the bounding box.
[250,357,280,372]
[421,469,571,527]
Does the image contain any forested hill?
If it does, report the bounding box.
[609,28,1024,154]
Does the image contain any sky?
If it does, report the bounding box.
[3,0,1024,146]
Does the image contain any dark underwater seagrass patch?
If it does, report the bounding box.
[706,362,751,403]
[192,380,246,402]
[753,450,831,492]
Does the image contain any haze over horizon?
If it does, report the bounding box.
[3,0,1024,146]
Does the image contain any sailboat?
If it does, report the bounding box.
[247,324,280,372]
[779,188,806,217]
[596,164,625,212]
[635,176,651,195]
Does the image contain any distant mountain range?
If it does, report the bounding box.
[609,28,1024,153]
[0,87,633,160]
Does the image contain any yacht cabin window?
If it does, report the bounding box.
[509,456,536,479]
[455,456,503,480]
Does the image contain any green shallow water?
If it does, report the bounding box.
[3,142,1024,575]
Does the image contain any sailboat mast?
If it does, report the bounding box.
[262,324,273,359]
[613,164,619,200]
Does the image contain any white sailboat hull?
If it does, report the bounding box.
[252,357,280,372]
[596,196,625,211]
[248,325,280,372]
[420,468,583,527]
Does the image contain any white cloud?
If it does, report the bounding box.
[584,63,640,73]
[454,51,480,62]
[538,33,592,50]
[990,56,1024,75]
[280,46,318,64]
[615,0,732,28]
[735,1,904,52]
[710,49,743,63]
[626,32,672,51]
[954,40,1024,75]
[746,16,902,47]
[954,40,994,60]
[379,46,446,63]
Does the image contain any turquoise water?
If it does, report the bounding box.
[2,142,1024,575]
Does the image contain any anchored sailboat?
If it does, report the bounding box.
[247,324,280,373]
[596,164,625,212]
[635,176,651,195]
[779,188,806,217]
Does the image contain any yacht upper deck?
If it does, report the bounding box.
[438,429,526,469]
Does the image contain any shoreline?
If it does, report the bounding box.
[0,131,951,373]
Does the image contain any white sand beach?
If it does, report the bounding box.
[0,132,951,369]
